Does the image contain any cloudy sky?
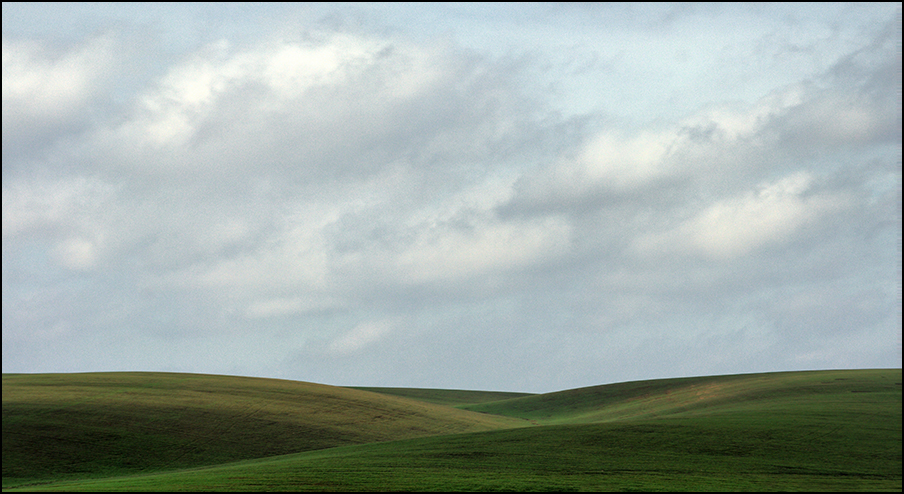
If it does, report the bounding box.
[3,3,901,393]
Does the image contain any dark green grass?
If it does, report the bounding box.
[10,415,901,491]
[349,387,535,407]
[2,372,525,489]
[3,369,900,491]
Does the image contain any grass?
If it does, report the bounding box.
[3,369,901,491]
[461,369,902,424]
[349,387,535,407]
[2,372,525,489]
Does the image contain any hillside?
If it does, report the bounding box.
[461,368,902,424]
[1,372,526,488]
[349,387,535,407]
[3,369,900,491]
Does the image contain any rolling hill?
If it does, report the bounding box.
[2,372,526,488]
[460,368,901,424]
[3,369,901,491]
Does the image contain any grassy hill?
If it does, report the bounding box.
[1,372,526,488]
[3,369,901,491]
[460,368,901,424]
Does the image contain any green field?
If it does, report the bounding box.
[3,369,901,491]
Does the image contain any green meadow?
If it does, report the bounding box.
[3,369,900,491]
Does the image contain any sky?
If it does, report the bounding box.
[2,3,901,393]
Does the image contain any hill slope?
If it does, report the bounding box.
[349,387,535,407]
[3,369,900,491]
[2,372,526,488]
[462,368,902,424]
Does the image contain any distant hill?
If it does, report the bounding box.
[350,386,535,406]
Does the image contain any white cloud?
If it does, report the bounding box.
[52,237,100,270]
[2,177,116,238]
[634,172,850,259]
[128,34,387,148]
[186,226,331,293]
[105,31,448,163]
[2,34,115,139]
[329,318,396,354]
[569,129,676,190]
[680,83,807,142]
[396,215,572,284]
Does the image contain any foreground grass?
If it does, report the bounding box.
[3,369,900,491]
[9,417,900,491]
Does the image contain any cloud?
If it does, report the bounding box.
[2,34,118,162]
[2,177,117,257]
[774,18,902,151]
[633,172,850,260]
[514,127,678,205]
[244,296,340,319]
[2,5,899,391]
[396,215,572,284]
[52,237,101,270]
[119,34,390,149]
[503,81,811,217]
[12,27,566,316]
[90,30,542,188]
[329,318,396,354]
